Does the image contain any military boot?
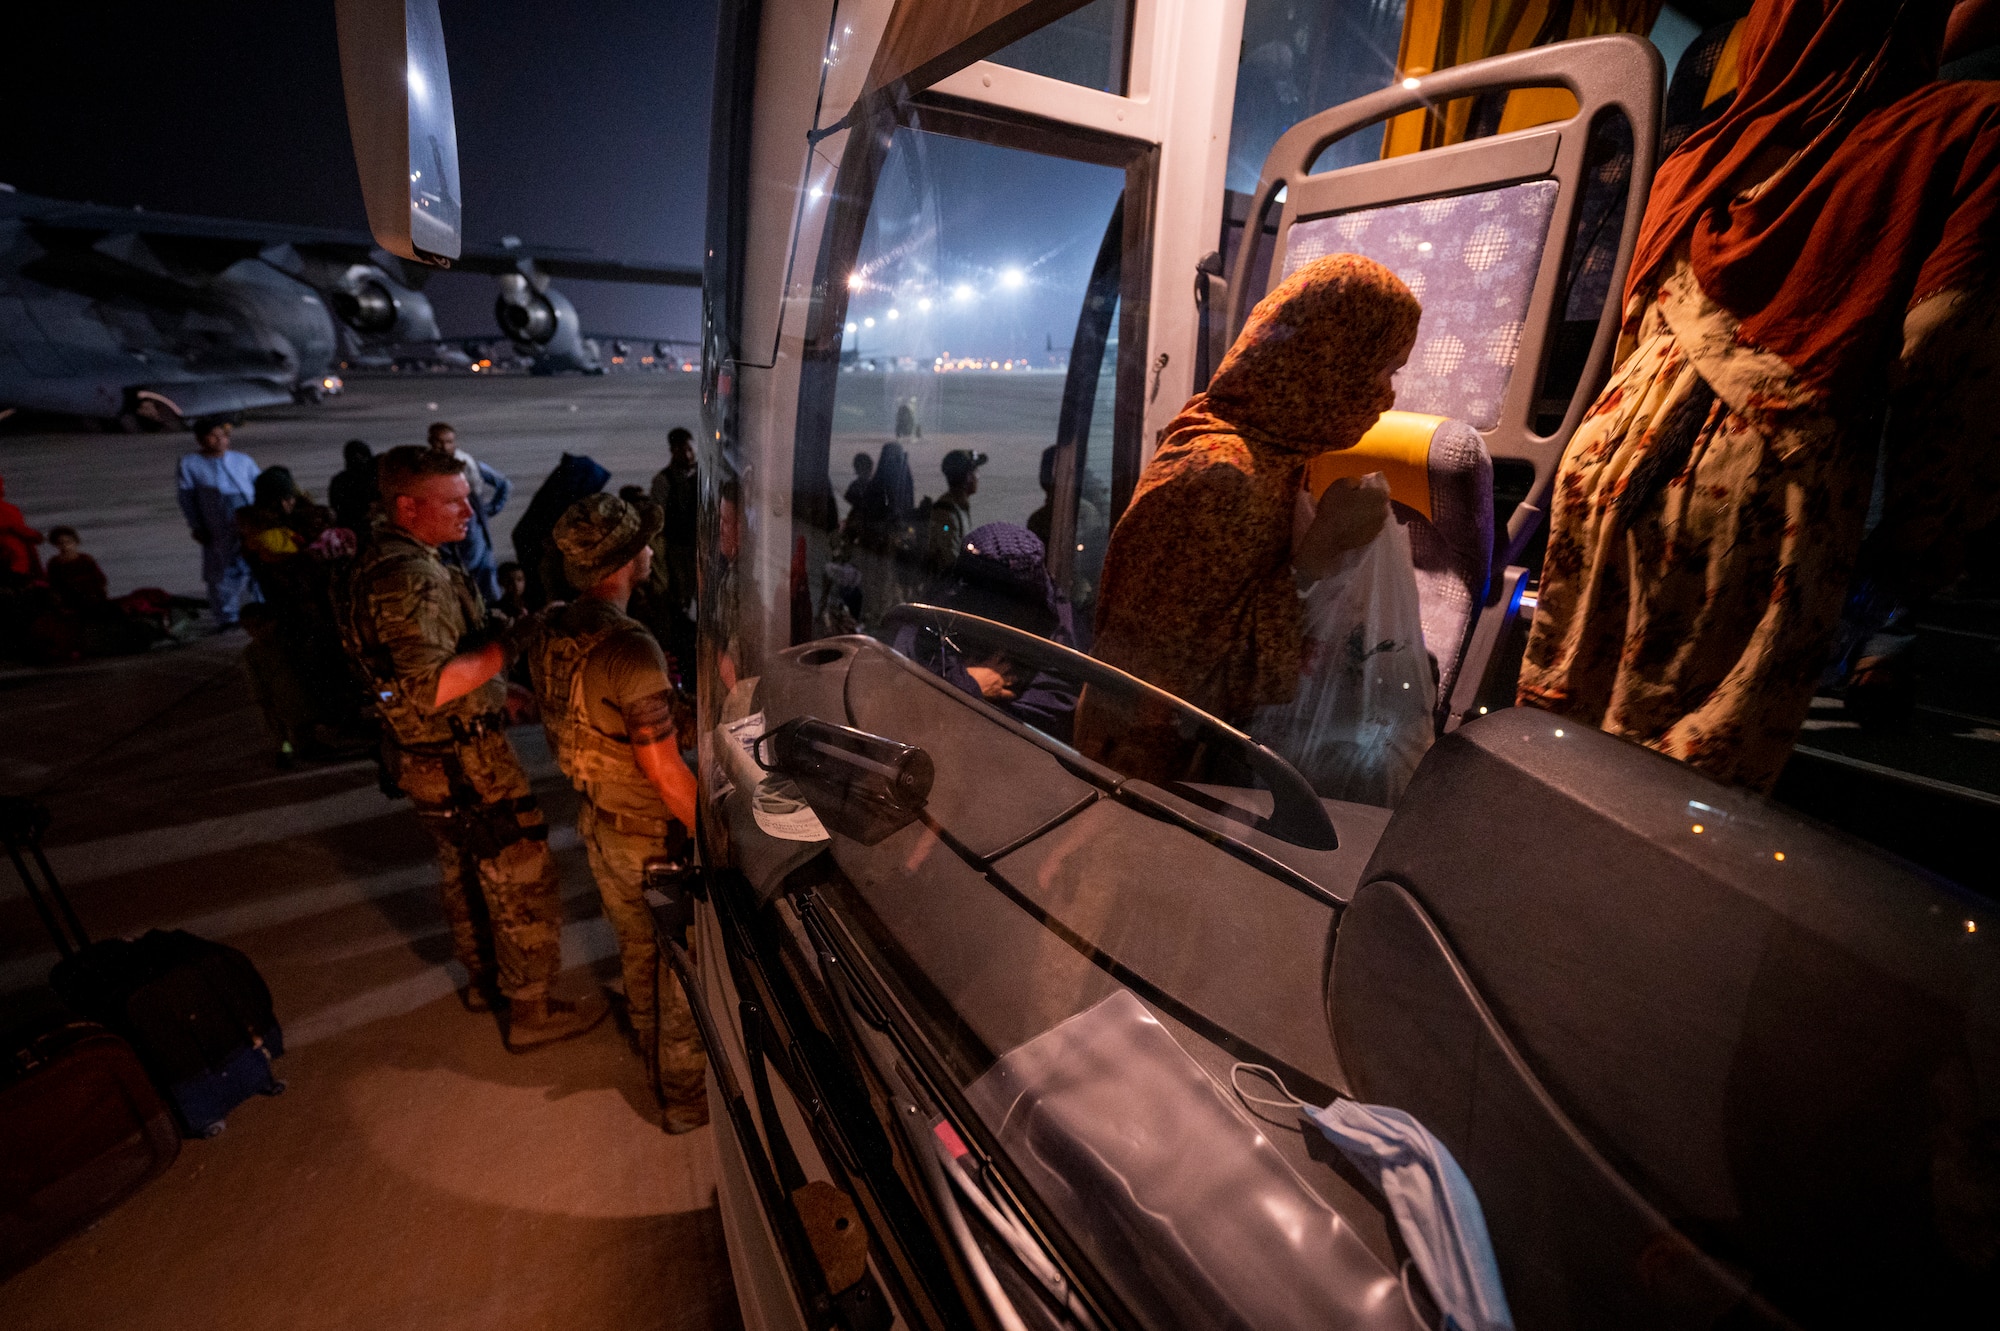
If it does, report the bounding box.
[505,987,608,1051]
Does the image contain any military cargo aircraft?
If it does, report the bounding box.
[0,185,699,427]
[333,3,1997,1329]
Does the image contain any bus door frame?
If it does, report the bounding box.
[791,90,1159,617]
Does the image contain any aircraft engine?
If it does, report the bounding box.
[332,276,396,333]
[494,272,600,373]
[329,263,441,343]
[494,272,557,343]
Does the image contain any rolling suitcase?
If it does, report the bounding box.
[0,1012,181,1275]
[2,797,286,1138]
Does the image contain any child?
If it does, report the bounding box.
[495,560,531,620]
[45,526,108,610]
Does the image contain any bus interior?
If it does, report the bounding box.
[576,2,1998,1329]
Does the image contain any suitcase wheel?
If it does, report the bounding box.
[260,1079,287,1097]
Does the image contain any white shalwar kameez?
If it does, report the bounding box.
[176,449,262,624]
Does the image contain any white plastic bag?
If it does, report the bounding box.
[1252,485,1434,806]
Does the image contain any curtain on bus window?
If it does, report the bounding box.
[1383,0,1663,155]
[861,0,1096,97]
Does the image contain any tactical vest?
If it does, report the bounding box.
[335,531,494,748]
[533,604,667,825]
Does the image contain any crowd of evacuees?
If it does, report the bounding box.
[0,416,705,781]
[0,474,205,665]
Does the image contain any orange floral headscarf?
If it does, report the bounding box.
[1079,254,1419,775]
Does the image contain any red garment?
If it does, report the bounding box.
[0,498,42,579]
[1629,0,2000,413]
[47,552,108,607]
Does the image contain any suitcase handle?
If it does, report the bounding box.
[1,797,90,956]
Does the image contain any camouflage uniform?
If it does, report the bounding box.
[339,526,564,1001]
[529,595,706,1113]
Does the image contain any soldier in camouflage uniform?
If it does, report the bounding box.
[338,446,605,1051]
[526,493,708,1131]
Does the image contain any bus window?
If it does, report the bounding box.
[820,122,1129,642]
[1520,105,1634,426]
[1227,0,1409,193]
[986,0,1133,95]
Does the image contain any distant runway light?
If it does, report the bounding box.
[844,322,857,334]
[863,317,875,328]
[886,308,899,320]
[918,297,933,311]
[953,284,975,302]
[1000,268,1025,289]
[847,273,864,290]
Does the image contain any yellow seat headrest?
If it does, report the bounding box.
[1304,410,1445,521]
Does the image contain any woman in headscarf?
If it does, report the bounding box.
[854,441,916,621]
[1518,0,2000,790]
[1077,254,1422,779]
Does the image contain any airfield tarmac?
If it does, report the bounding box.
[0,364,1090,605]
[0,372,739,1330]
[1,371,709,604]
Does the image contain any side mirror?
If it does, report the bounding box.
[754,718,934,846]
[334,0,462,265]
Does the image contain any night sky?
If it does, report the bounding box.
[2,0,716,341]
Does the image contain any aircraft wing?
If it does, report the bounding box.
[450,244,701,287]
[1,189,383,257]
[0,189,699,286]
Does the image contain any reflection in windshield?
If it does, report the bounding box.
[1227,0,1408,192]
[822,127,1126,640]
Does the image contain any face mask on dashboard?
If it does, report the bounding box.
[1234,1064,1514,1331]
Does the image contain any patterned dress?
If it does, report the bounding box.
[1078,255,1420,780]
[1519,253,1997,790]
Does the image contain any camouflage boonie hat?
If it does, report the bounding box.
[554,493,663,590]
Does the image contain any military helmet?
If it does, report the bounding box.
[554,493,663,590]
